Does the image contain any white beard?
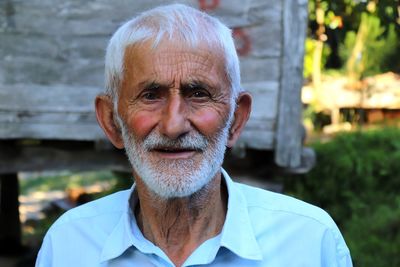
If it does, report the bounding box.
[118,117,232,199]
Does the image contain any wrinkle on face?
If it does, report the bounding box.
[115,39,234,264]
[119,39,233,139]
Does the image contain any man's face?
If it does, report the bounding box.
[116,40,233,198]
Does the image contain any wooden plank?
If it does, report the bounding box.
[239,128,275,149]
[244,25,281,58]
[228,80,278,149]
[0,122,105,140]
[275,0,307,168]
[0,84,101,112]
[0,142,130,174]
[0,84,104,140]
[0,56,65,85]
[240,57,281,83]
[6,0,282,32]
[243,81,279,120]
[0,111,96,124]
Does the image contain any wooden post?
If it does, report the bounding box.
[0,173,22,254]
[331,107,341,125]
[275,0,308,168]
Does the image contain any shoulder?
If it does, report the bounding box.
[50,189,131,230]
[233,182,352,266]
[236,182,352,258]
[36,189,133,266]
[236,183,339,236]
[236,183,334,225]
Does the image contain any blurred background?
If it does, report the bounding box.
[0,0,399,266]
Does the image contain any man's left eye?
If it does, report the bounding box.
[191,91,209,98]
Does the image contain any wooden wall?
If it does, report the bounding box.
[0,0,308,168]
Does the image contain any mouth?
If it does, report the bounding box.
[151,147,200,159]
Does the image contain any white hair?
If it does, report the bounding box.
[104,3,242,105]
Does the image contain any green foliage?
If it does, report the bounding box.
[381,24,399,72]
[283,128,400,266]
[339,30,356,65]
[303,38,332,80]
[307,0,400,74]
[303,39,315,80]
[340,13,399,77]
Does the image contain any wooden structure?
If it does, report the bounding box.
[0,0,309,251]
[302,72,400,127]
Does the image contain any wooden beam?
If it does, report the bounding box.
[0,84,107,140]
[0,141,130,174]
[275,0,308,168]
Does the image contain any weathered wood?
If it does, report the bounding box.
[0,82,278,147]
[0,123,105,140]
[0,84,103,140]
[0,0,282,86]
[0,173,22,254]
[0,84,102,112]
[0,142,130,174]
[244,81,279,120]
[240,57,281,83]
[239,127,275,149]
[0,0,309,168]
[275,0,307,167]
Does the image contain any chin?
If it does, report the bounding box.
[134,158,221,199]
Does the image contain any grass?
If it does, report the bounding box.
[20,171,121,195]
[19,170,132,247]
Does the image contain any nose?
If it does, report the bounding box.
[159,94,190,139]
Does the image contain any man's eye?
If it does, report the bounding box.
[184,82,211,100]
[142,92,158,100]
[190,90,210,98]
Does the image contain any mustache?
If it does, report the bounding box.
[143,131,208,151]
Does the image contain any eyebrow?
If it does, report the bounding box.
[137,79,213,93]
[138,80,159,90]
[182,80,211,91]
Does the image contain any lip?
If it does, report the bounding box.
[151,149,198,159]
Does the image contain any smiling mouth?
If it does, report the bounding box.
[151,147,200,159]
[152,147,200,153]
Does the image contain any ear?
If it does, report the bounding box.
[227,92,252,148]
[95,94,124,149]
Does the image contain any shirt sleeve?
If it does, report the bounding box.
[321,227,353,267]
[338,252,353,267]
[35,233,53,267]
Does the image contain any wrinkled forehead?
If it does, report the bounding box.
[124,33,225,59]
[122,38,229,81]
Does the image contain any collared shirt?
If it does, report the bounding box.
[36,169,352,267]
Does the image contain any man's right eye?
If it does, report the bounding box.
[142,92,158,100]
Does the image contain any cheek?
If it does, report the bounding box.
[126,112,158,139]
[192,109,228,136]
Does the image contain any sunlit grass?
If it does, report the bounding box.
[19,171,120,195]
[19,170,133,247]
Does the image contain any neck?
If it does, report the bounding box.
[132,172,228,267]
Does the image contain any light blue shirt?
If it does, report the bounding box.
[36,169,352,266]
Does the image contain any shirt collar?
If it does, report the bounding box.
[220,168,263,260]
[99,186,136,263]
[99,168,263,263]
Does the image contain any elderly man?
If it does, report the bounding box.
[36,4,352,267]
